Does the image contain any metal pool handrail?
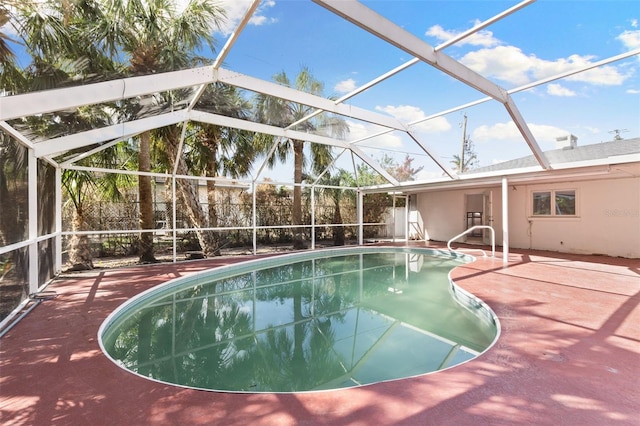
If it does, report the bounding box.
[447,226,495,257]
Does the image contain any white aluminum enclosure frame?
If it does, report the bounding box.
[0,0,638,293]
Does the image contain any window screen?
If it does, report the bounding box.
[532,192,551,215]
[555,190,576,215]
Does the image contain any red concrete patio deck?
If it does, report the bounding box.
[1,245,639,425]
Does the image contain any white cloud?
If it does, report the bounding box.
[562,56,629,86]
[472,121,568,144]
[631,19,638,28]
[345,105,451,151]
[461,47,629,86]
[1,22,18,39]
[617,29,640,50]
[626,88,640,94]
[347,120,403,149]
[375,105,451,133]
[415,169,447,180]
[218,0,277,35]
[461,45,533,85]
[427,21,632,88]
[425,21,500,48]
[334,78,357,94]
[547,83,576,97]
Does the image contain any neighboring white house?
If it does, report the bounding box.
[400,137,640,258]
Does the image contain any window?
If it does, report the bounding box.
[555,190,576,215]
[532,190,576,216]
[532,192,551,215]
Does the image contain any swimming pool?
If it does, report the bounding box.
[99,247,499,393]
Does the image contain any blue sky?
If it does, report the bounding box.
[4,0,639,181]
[214,0,639,180]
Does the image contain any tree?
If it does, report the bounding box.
[181,84,272,255]
[8,1,129,270]
[380,153,424,181]
[450,148,478,172]
[451,115,478,172]
[11,0,228,263]
[88,0,226,262]
[62,147,131,270]
[255,67,348,249]
[0,132,28,290]
[340,155,423,238]
[0,5,13,63]
[0,2,24,93]
[11,1,124,91]
[316,169,355,246]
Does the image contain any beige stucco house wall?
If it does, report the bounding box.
[413,162,640,258]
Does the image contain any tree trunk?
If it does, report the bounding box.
[163,177,173,231]
[206,179,221,256]
[0,151,29,285]
[138,131,156,263]
[176,179,220,257]
[292,140,304,250]
[165,133,221,257]
[333,200,344,246]
[0,155,19,247]
[68,206,93,270]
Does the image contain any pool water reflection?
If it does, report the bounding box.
[99,248,498,392]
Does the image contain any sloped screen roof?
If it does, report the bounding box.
[1,0,638,188]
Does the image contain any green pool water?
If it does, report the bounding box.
[99,248,498,393]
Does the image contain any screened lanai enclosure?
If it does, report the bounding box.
[1,0,638,320]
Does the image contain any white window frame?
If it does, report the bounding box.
[530,189,578,218]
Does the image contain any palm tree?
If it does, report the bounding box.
[8,1,129,270]
[87,0,226,262]
[0,3,27,251]
[0,131,28,292]
[450,152,478,173]
[146,84,271,257]
[0,5,13,62]
[255,67,348,249]
[314,169,354,246]
[451,136,478,173]
[61,147,131,270]
[0,3,24,94]
[328,169,357,246]
[182,84,272,255]
[11,0,124,92]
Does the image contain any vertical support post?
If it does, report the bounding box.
[502,176,509,266]
[252,181,257,255]
[392,194,396,243]
[460,114,467,172]
[311,187,316,250]
[357,190,363,246]
[28,151,38,293]
[405,196,410,241]
[172,176,177,263]
[54,166,62,274]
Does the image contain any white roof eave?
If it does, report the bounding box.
[361,154,640,194]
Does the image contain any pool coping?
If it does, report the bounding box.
[97,246,499,394]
